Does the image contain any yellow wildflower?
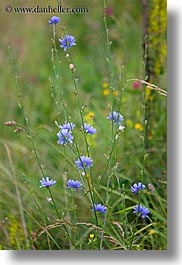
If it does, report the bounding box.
[90,234,95,239]
[102,82,109,89]
[102,89,110,96]
[134,123,144,131]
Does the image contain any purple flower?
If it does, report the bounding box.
[48,16,60,24]
[131,182,145,194]
[59,35,76,51]
[57,129,73,145]
[67,179,82,191]
[82,123,96,134]
[93,204,107,213]
[58,122,75,131]
[107,111,124,125]
[75,156,93,170]
[40,176,56,188]
[133,204,150,218]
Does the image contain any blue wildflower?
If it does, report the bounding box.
[67,179,82,191]
[59,35,76,51]
[93,204,107,213]
[131,182,145,194]
[133,204,150,218]
[58,122,75,131]
[82,123,96,134]
[40,176,56,188]
[57,129,73,145]
[48,16,60,25]
[75,156,93,170]
[107,111,124,125]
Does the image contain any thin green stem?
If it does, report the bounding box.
[47,187,78,249]
[64,191,73,218]
[61,56,98,227]
[72,84,98,226]
[129,197,141,250]
[48,187,61,219]
[141,34,149,185]
[51,24,68,122]
[99,172,110,249]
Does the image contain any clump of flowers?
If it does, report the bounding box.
[57,129,73,145]
[58,122,75,131]
[131,182,145,194]
[67,179,82,191]
[107,111,124,125]
[48,16,60,25]
[92,204,107,213]
[82,123,96,134]
[39,176,56,188]
[133,204,150,218]
[59,35,76,51]
[75,156,93,170]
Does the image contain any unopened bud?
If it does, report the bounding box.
[4,120,16,127]
[148,183,155,194]
[69,63,75,71]
[119,125,125,132]
[14,127,24,133]
[47,197,53,203]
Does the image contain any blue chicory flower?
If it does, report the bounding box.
[133,204,150,218]
[48,16,60,24]
[67,179,82,191]
[57,129,73,145]
[131,182,145,194]
[59,35,76,51]
[75,156,93,170]
[40,176,56,188]
[58,122,75,131]
[82,123,96,134]
[93,204,107,213]
[107,111,124,125]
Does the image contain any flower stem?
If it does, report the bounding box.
[48,187,78,249]
[47,187,61,218]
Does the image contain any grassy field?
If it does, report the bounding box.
[0,0,167,250]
